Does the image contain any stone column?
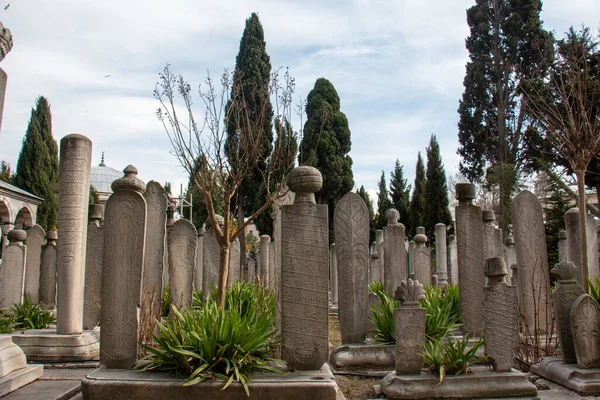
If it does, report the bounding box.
[100,165,146,369]
[448,235,458,285]
[551,261,585,364]
[334,191,369,343]
[408,240,415,278]
[413,227,430,286]
[195,225,205,290]
[512,190,552,333]
[280,166,328,371]
[0,229,27,308]
[259,235,270,286]
[434,223,448,286]
[483,257,518,372]
[504,234,516,271]
[455,183,485,336]
[557,230,568,263]
[371,229,384,282]
[247,258,255,281]
[383,209,406,295]
[394,279,426,375]
[369,242,381,283]
[57,134,92,335]
[330,243,338,305]
[168,219,196,310]
[565,208,600,283]
[83,204,104,330]
[39,230,58,309]
[24,224,45,303]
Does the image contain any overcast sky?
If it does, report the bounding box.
[0,1,598,204]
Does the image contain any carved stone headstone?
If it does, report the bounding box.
[413,227,430,286]
[384,209,406,295]
[39,230,58,309]
[0,229,27,308]
[557,230,568,263]
[394,279,426,375]
[23,224,45,303]
[100,165,146,369]
[455,183,485,335]
[280,166,329,371]
[510,264,518,287]
[247,258,255,281]
[504,235,516,271]
[565,208,600,283]
[259,235,270,284]
[551,261,585,364]
[57,134,92,334]
[570,294,600,369]
[194,225,205,290]
[168,219,196,310]
[334,191,369,343]
[483,257,519,372]
[330,243,337,305]
[83,205,104,330]
[512,190,552,333]
[408,240,415,278]
[435,223,448,286]
[482,211,503,262]
[202,230,220,294]
[229,239,241,285]
[373,229,384,282]
[142,181,167,319]
[448,235,458,285]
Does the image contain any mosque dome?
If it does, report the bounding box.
[90,153,122,203]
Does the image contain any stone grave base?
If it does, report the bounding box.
[0,335,43,397]
[330,343,395,371]
[11,329,99,362]
[530,356,600,396]
[381,366,537,399]
[82,363,345,400]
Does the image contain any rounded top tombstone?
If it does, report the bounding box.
[7,229,26,243]
[287,166,322,204]
[111,165,145,193]
[455,183,475,202]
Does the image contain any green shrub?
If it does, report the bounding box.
[370,291,400,343]
[588,276,600,304]
[161,285,171,318]
[136,281,282,396]
[368,280,386,301]
[0,309,14,333]
[11,296,56,330]
[422,335,486,382]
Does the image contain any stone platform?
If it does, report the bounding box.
[0,335,43,397]
[531,356,600,396]
[11,329,99,362]
[381,366,537,399]
[330,343,395,371]
[82,363,345,400]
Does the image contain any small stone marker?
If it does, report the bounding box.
[510,264,518,287]
[330,243,337,305]
[413,227,430,286]
[434,223,448,286]
[455,183,485,335]
[334,191,369,344]
[83,204,104,330]
[168,219,196,310]
[39,230,58,309]
[482,211,503,261]
[448,234,458,285]
[202,229,220,294]
[280,166,329,371]
[551,261,585,364]
[483,257,519,372]
[194,225,205,290]
[247,258,255,281]
[394,279,426,375]
[408,240,415,278]
[23,224,45,303]
[558,230,568,262]
[504,234,516,271]
[374,229,384,282]
[571,294,600,369]
[369,242,380,282]
[100,165,146,369]
[383,209,406,295]
[0,229,27,308]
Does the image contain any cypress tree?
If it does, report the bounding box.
[409,152,426,237]
[389,159,411,234]
[356,185,375,243]
[424,135,453,238]
[0,160,13,183]
[375,171,391,231]
[14,96,58,231]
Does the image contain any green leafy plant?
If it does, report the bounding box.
[11,296,56,330]
[422,335,486,383]
[0,309,14,333]
[587,276,600,304]
[420,284,461,341]
[136,282,283,396]
[161,285,171,318]
[368,280,386,300]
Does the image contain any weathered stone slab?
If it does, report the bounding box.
[195,225,205,290]
[12,329,99,362]
[373,229,384,282]
[383,209,406,295]
[229,239,241,285]
[330,343,395,370]
[413,228,430,286]
[329,243,337,305]
[201,230,220,294]
[259,234,270,284]
[83,210,104,330]
[334,191,369,344]
[558,230,568,262]
[448,234,458,285]
[434,223,448,286]
[482,210,503,261]
[512,190,552,334]
[531,356,600,396]
[280,166,329,371]
[565,208,600,283]
[23,224,45,303]
[504,234,517,271]
[39,231,58,309]
[168,219,196,310]
[455,183,485,336]
[57,134,92,335]
[100,166,146,369]
[394,279,426,375]
[0,335,27,378]
[0,230,26,308]
[571,294,600,369]
[0,364,43,398]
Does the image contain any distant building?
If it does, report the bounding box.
[89,153,122,206]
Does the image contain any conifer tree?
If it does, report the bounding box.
[0,161,13,183]
[389,159,411,234]
[14,96,58,230]
[356,185,375,243]
[375,171,391,230]
[424,135,453,237]
[409,152,426,237]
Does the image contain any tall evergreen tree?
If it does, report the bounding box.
[424,135,453,238]
[410,152,426,237]
[457,0,554,236]
[0,160,13,183]
[298,77,353,241]
[14,96,58,230]
[389,159,411,234]
[375,171,391,231]
[356,185,375,243]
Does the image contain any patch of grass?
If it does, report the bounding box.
[11,296,56,330]
[422,335,487,382]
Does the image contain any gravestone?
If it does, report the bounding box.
[408,240,415,278]
[434,223,448,286]
[23,224,45,303]
[482,211,503,261]
[394,279,426,375]
[455,183,485,335]
[369,242,380,283]
[142,181,167,319]
[448,235,458,285]
[229,239,241,285]
[483,257,519,372]
[194,224,205,290]
[247,258,255,281]
[565,208,600,283]
[334,191,369,343]
[510,264,518,286]
[168,219,196,310]
[413,227,430,286]
[558,230,568,262]
[512,190,552,333]
[0,229,27,308]
[570,294,600,369]
[371,230,384,283]
[280,166,329,371]
[202,230,220,294]
[376,229,385,282]
[504,234,516,271]
[330,243,338,305]
[383,209,406,295]
[551,261,585,364]
[100,165,146,369]
[83,205,104,330]
[57,134,92,334]
[259,235,270,284]
[39,230,58,309]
